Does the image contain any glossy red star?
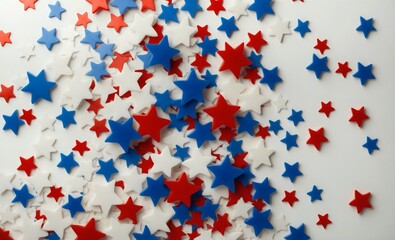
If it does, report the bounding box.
[0,85,15,103]
[218,43,252,79]
[336,61,352,78]
[0,31,12,46]
[20,109,36,125]
[133,105,171,142]
[212,213,232,235]
[314,38,330,54]
[165,172,201,207]
[71,218,106,240]
[349,190,372,214]
[316,213,332,229]
[247,31,267,52]
[191,54,210,73]
[107,14,128,33]
[17,156,37,176]
[141,0,156,11]
[90,118,109,137]
[76,12,92,28]
[85,0,109,13]
[203,94,240,130]
[72,140,90,156]
[306,127,328,150]
[349,106,369,128]
[19,0,37,10]
[116,197,143,224]
[282,190,299,207]
[207,0,225,15]
[47,186,64,202]
[319,101,335,117]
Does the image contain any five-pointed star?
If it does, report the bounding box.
[182,148,213,178]
[165,17,196,47]
[203,94,240,130]
[238,85,269,114]
[268,17,292,42]
[133,105,171,142]
[112,65,142,95]
[217,43,252,79]
[150,146,181,177]
[247,139,274,168]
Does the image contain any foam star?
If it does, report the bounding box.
[182,148,213,178]
[12,184,34,208]
[175,68,209,104]
[48,1,66,20]
[306,127,328,150]
[349,190,372,214]
[356,16,376,38]
[268,17,291,42]
[238,85,269,114]
[248,0,274,20]
[306,53,330,79]
[150,146,181,177]
[62,195,85,217]
[165,172,201,207]
[252,177,276,204]
[140,175,169,206]
[0,30,12,46]
[362,136,379,154]
[208,156,244,192]
[316,214,332,229]
[203,94,240,130]
[247,139,274,168]
[71,218,106,240]
[353,62,375,86]
[181,0,202,18]
[37,28,60,50]
[105,118,142,151]
[90,180,122,215]
[110,0,137,14]
[284,224,310,240]
[3,110,24,135]
[245,209,273,236]
[217,43,252,79]
[294,19,311,37]
[166,17,196,47]
[85,0,109,13]
[260,66,282,90]
[282,162,302,183]
[22,70,56,104]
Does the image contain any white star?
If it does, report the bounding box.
[104,217,134,240]
[268,17,292,42]
[27,172,52,194]
[150,146,181,178]
[89,180,123,216]
[33,134,57,160]
[112,65,142,95]
[247,139,274,169]
[0,172,14,194]
[46,53,74,81]
[182,148,213,178]
[195,229,213,240]
[62,75,93,108]
[217,77,246,104]
[100,94,133,121]
[60,25,80,42]
[228,0,249,20]
[92,78,115,100]
[141,205,174,233]
[161,129,188,148]
[19,44,36,61]
[201,176,228,203]
[73,44,93,66]
[228,198,253,220]
[76,158,96,181]
[271,94,288,112]
[42,206,71,239]
[128,12,157,45]
[117,166,145,194]
[273,214,289,233]
[12,214,47,240]
[238,85,270,114]
[130,83,156,114]
[38,115,55,132]
[165,17,196,47]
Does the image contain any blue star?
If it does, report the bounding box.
[252,177,276,204]
[57,152,79,174]
[307,185,323,202]
[174,145,190,161]
[174,68,209,104]
[356,16,376,38]
[245,209,273,236]
[12,184,34,208]
[202,70,218,87]
[208,155,244,192]
[197,36,218,56]
[139,36,180,71]
[158,4,179,23]
[46,232,60,240]
[80,29,103,49]
[284,224,310,240]
[197,199,219,220]
[56,107,76,128]
[248,51,263,69]
[306,54,330,79]
[217,16,239,38]
[173,99,198,119]
[237,112,259,135]
[133,226,158,240]
[237,165,255,186]
[22,70,56,104]
[105,118,142,152]
[282,162,303,183]
[120,148,141,167]
[96,159,119,182]
[173,203,191,224]
[86,61,109,82]
[140,175,170,206]
[353,62,375,86]
[281,131,298,150]
[154,90,173,112]
[3,110,24,135]
[260,67,282,90]
[48,1,66,20]
[187,121,216,147]
[167,113,187,131]
[227,139,244,157]
[37,28,60,50]
[181,0,202,18]
[248,0,274,20]
[62,195,85,217]
[288,109,304,126]
[95,43,115,60]
[362,136,379,154]
[268,120,283,135]
[294,19,311,38]
[110,0,137,14]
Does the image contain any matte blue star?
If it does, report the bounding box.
[353,62,375,86]
[138,51,153,69]
[105,118,142,151]
[12,184,34,208]
[133,226,158,240]
[96,159,119,182]
[95,43,115,60]
[294,19,311,38]
[268,120,283,135]
[86,61,109,82]
[110,0,137,14]
[248,51,263,69]
[174,145,190,161]
[202,70,217,87]
[356,16,376,38]
[154,90,173,112]
[227,139,244,157]
[46,232,60,240]
[260,67,282,90]
[140,36,180,71]
[252,177,276,204]
[197,36,218,56]
[22,70,56,104]
[306,54,330,79]
[288,109,304,126]
[56,107,76,128]
[57,152,79,174]
[237,165,255,186]
[3,110,24,135]
[248,0,274,20]
[140,175,170,206]
[181,0,202,18]
[37,28,60,50]
[307,185,323,202]
[174,68,209,104]
[281,131,299,150]
[245,209,273,236]
[48,1,66,20]
[167,113,188,131]
[173,203,191,224]
[362,136,379,154]
[62,195,85,217]
[197,199,219,220]
[120,148,141,167]
[237,112,259,135]
[158,4,179,23]
[285,224,310,240]
[282,162,303,183]
[80,29,103,49]
[173,99,198,119]
[187,121,216,147]
[217,16,239,38]
[208,155,244,192]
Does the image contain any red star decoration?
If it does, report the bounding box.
[71,218,106,240]
[282,190,299,207]
[166,221,186,239]
[135,138,155,155]
[314,38,330,54]
[227,181,253,206]
[76,12,92,28]
[212,213,232,235]
[47,186,64,202]
[20,109,36,125]
[186,211,204,228]
[168,57,183,77]
[255,125,271,139]
[203,94,240,130]
[107,14,128,33]
[86,98,104,115]
[243,67,261,84]
[0,85,15,103]
[0,31,12,46]
[219,127,237,143]
[138,156,154,173]
[72,140,90,156]
[191,54,210,73]
[115,180,125,190]
[136,69,153,89]
[247,31,267,52]
[90,118,109,137]
[141,0,156,11]
[349,190,372,214]
[0,228,12,240]
[207,0,225,15]
[35,210,47,223]
[252,198,266,211]
[133,105,171,142]
[233,152,248,168]
[17,156,37,176]
[319,101,335,117]
[19,0,37,10]
[194,25,211,41]
[306,127,328,150]
[218,43,252,79]
[336,61,352,78]
[187,229,201,240]
[165,172,201,207]
[85,0,109,13]
[147,24,164,44]
[316,213,332,229]
[116,197,143,224]
[349,106,369,128]
[109,52,132,72]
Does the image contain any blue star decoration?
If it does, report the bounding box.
[284,224,310,240]
[237,112,259,135]
[173,203,191,224]
[282,162,303,183]
[80,29,103,49]
[168,113,187,131]
[86,61,109,82]
[237,165,255,186]
[187,121,216,147]
[120,148,141,167]
[110,0,137,14]
[154,90,173,112]
[174,68,209,104]
[294,19,311,38]
[3,110,24,135]
[133,226,158,240]
[356,16,376,38]
[174,99,198,119]
[48,1,66,20]
[248,51,263,69]
[260,66,282,90]
[268,119,283,135]
[57,152,79,174]
[140,175,170,206]
[362,136,379,154]
[197,199,219,220]
[174,145,190,161]
[22,70,56,104]
[208,155,244,192]
[197,36,218,56]
[202,70,218,87]
[307,185,323,202]
[227,139,244,157]
[218,16,239,38]
[37,27,60,50]
[252,177,277,204]
[306,54,330,79]
[62,195,85,217]
[245,209,273,236]
[248,0,274,20]
[353,62,375,86]
[56,107,76,128]
[95,43,115,60]
[12,184,34,208]
[158,4,179,23]
[181,0,202,18]
[96,159,119,182]
[288,109,304,126]
[105,118,142,151]
[281,131,299,150]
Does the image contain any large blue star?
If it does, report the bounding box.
[353,62,375,86]
[187,120,216,147]
[37,28,60,50]
[281,131,299,150]
[306,54,330,79]
[96,159,119,182]
[248,0,274,20]
[3,110,24,135]
[217,16,239,38]
[282,162,303,183]
[174,68,209,104]
[12,184,34,208]
[356,16,376,38]
[208,155,244,192]
[105,118,142,152]
[260,67,282,90]
[362,136,379,154]
[252,177,277,204]
[139,36,180,71]
[22,70,56,104]
[237,112,259,135]
[140,175,170,206]
[57,152,79,174]
[110,0,137,14]
[245,209,273,236]
[56,107,76,128]
[62,195,85,217]
[294,19,311,38]
[284,224,310,240]
[181,0,202,18]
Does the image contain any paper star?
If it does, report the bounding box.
[57,152,79,174]
[306,127,328,150]
[316,214,332,229]
[62,195,85,217]
[22,70,56,104]
[260,66,282,90]
[248,0,274,20]
[165,172,200,207]
[353,62,375,86]
[76,12,92,28]
[208,156,244,192]
[252,177,276,204]
[306,54,330,79]
[105,118,142,151]
[356,16,376,38]
[245,209,273,236]
[218,16,239,38]
[217,43,252,79]
[294,19,310,37]
[110,0,137,14]
[349,106,369,127]
[268,17,291,42]
[349,190,372,214]
[282,190,298,207]
[0,30,12,46]
[307,185,323,202]
[362,137,379,154]
[37,28,60,50]
[150,146,181,177]
[3,110,24,135]
[247,139,274,168]
[203,94,240,130]
[71,218,106,240]
[19,0,38,10]
[281,131,299,151]
[181,0,202,18]
[284,224,310,240]
[12,184,34,208]
[319,101,335,117]
[86,0,109,13]
[282,162,302,183]
[48,1,66,19]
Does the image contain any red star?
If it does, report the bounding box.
[0,228,12,240]
[20,109,36,125]
[187,229,201,240]
[191,54,210,73]
[138,156,154,173]
[349,190,372,214]
[0,31,12,46]
[243,67,261,84]
[255,125,271,139]
[247,31,267,52]
[76,12,92,28]
[168,57,183,77]
[218,43,252,79]
[35,210,47,223]
[0,85,15,103]
[85,0,109,13]
[219,127,237,143]
[116,197,143,224]
[203,94,240,130]
[90,118,109,137]
[212,213,232,235]
[109,52,132,72]
[166,221,186,239]
[17,156,37,176]
[133,105,171,142]
[186,211,204,228]
[72,140,90,156]
[316,213,332,229]
[227,182,253,206]
[233,152,248,168]
[314,38,330,54]
[86,98,104,114]
[207,0,225,15]
[19,0,37,10]
[349,106,369,128]
[252,198,266,211]
[282,190,299,207]
[136,69,153,89]
[194,25,211,41]
[306,127,328,150]
[165,172,201,207]
[47,186,64,202]
[336,61,352,78]
[147,24,164,44]
[319,101,335,117]
[107,14,128,33]
[71,218,106,240]
[141,0,156,11]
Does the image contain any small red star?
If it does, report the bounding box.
[218,43,252,79]
[133,105,171,142]
[306,127,328,150]
[165,172,201,207]
[107,14,128,33]
[207,0,225,15]
[219,127,237,143]
[17,156,37,176]
[109,52,131,72]
[71,218,106,240]
[0,85,15,103]
[255,125,271,139]
[247,31,267,52]
[194,25,211,41]
[316,213,332,229]
[314,38,330,54]
[141,0,156,11]
[349,106,369,128]
[319,101,335,117]
[336,61,352,78]
[349,190,372,214]
[72,140,90,156]
[243,67,261,84]
[203,94,240,130]
[86,98,104,114]
[212,213,232,235]
[20,109,36,125]
[0,227,12,240]
[47,186,64,202]
[282,190,299,207]
[76,12,92,28]
[168,57,183,77]
[0,31,12,46]
[116,197,143,224]
[138,156,154,173]
[191,54,210,73]
[90,118,109,137]
[85,0,109,13]
[166,221,186,239]
[19,0,38,10]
